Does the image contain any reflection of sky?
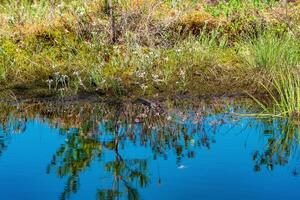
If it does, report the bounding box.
[0,116,299,200]
[0,120,66,200]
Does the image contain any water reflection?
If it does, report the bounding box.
[0,101,300,199]
[251,118,300,173]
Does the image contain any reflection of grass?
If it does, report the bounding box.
[253,118,300,172]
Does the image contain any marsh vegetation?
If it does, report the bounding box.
[0,1,299,116]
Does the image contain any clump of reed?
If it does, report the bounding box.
[254,72,300,119]
[238,30,300,119]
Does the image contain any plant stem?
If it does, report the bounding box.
[108,0,116,44]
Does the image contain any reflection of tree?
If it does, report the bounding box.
[0,134,7,157]
[98,156,149,200]
[46,104,151,200]
[6,101,300,199]
[97,104,149,200]
[44,102,217,200]
[46,125,103,200]
[0,102,223,200]
[252,118,300,173]
[0,107,27,158]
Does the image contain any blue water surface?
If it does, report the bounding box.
[0,106,299,200]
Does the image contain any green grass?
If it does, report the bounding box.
[239,32,300,71]
[252,71,300,119]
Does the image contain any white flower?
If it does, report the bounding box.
[137,71,146,78]
[152,74,159,79]
[179,68,185,76]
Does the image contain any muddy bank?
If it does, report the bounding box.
[0,88,262,106]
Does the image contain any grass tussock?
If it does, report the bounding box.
[239,32,300,71]
[253,71,300,119]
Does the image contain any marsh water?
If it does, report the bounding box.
[0,100,300,200]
